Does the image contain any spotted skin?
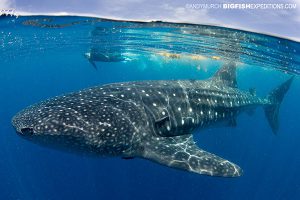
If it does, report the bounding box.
[12,64,292,177]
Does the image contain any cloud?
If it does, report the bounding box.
[292,0,300,22]
[0,0,15,8]
[93,1,221,25]
[158,3,219,24]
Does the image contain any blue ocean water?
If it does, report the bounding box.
[0,15,300,200]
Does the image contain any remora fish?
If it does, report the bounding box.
[12,63,293,177]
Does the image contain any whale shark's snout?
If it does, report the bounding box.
[11,100,91,152]
[12,106,39,136]
[12,100,78,137]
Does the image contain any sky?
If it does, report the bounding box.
[1,0,300,41]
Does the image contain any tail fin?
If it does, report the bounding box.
[264,76,294,134]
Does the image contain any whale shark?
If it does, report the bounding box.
[84,48,125,70]
[12,63,293,177]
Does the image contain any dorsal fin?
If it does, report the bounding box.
[249,88,256,96]
[211,62,237,88]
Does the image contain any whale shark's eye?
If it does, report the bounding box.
[20,127,34,135]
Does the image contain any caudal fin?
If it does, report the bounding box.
[264,76,294,134]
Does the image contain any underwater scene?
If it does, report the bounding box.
[0,15,300,200]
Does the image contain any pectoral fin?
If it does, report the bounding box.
[88,59,98,70]
[228,118,237,127]
[142,135,242,177]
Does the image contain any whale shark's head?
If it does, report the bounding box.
[84,52,91,59]
[11,99,99,154]
[13,102,58,137]
[12,91,137,155]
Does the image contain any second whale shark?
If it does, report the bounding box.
[12,63,293,177]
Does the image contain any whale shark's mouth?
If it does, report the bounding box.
[20,127,34,136]
[12,113,24,134]
[12,108,34,134]
[12,117,35,137]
